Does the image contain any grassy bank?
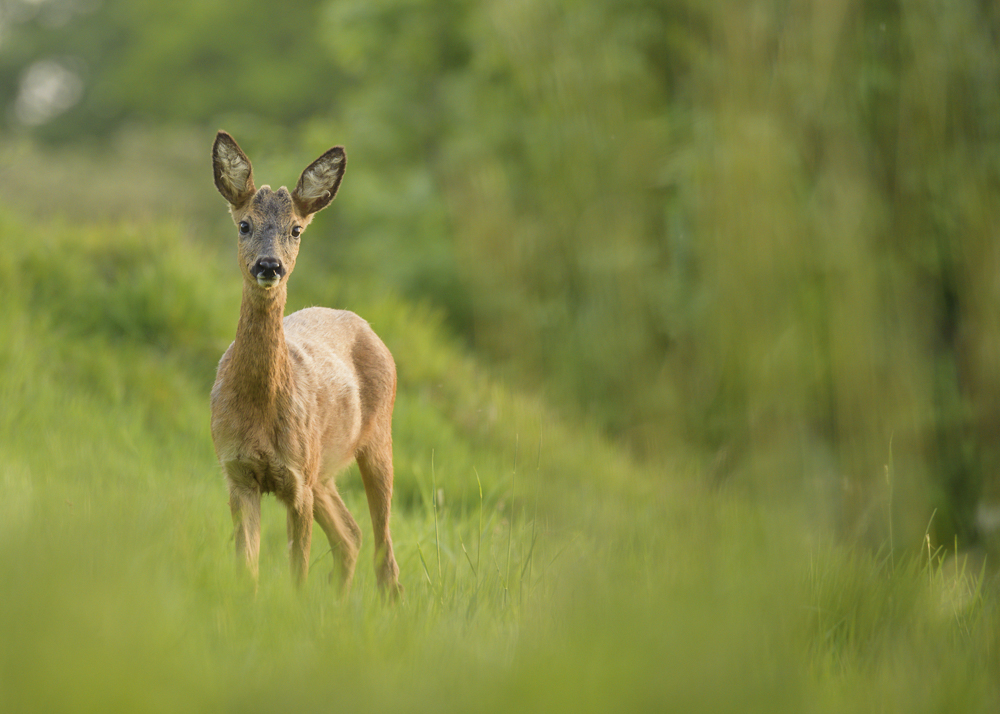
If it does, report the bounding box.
[0,206,997,713]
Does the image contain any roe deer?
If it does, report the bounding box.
[210,130,401,598]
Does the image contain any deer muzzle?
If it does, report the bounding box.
[251,257,285,288]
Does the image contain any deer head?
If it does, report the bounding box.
[212,131,346,290]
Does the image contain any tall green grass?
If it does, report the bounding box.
[0,206,997,712]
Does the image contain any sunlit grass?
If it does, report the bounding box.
[0,207,997,712]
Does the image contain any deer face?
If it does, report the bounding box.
[232,187,303,288]
[212,131,346,291]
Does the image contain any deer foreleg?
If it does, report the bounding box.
[228,481,262,584]
[287,486,314,588]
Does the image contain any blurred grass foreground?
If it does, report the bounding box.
[1,0,1000,712]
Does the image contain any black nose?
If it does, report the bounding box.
[252,257,284,280]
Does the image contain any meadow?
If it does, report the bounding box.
[2,1,1000,708]
[0,137,997,713]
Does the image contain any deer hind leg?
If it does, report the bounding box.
[357,436,401,598]
[228,480,262,585]
[312,481,362,593]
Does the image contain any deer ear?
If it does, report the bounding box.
[292,146,346,216]
[213,131,256,208]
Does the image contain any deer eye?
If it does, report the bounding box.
[238,221,251,235]
[291,225,302,238]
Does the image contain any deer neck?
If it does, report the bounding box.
[228,281,293,415]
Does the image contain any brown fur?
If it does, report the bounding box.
[210,131,401,597]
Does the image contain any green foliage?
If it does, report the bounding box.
[5,0,1000,547]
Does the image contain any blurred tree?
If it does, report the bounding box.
[3,0,999,549]
[0,0,344,139]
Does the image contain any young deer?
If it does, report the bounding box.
[210,131,401,598]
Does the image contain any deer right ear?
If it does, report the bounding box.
[212,131,256,208]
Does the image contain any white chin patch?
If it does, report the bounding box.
[256,276,280,288]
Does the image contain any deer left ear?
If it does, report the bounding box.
[292,146,346,217]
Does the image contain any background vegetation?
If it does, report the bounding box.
[1,0,998,711]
